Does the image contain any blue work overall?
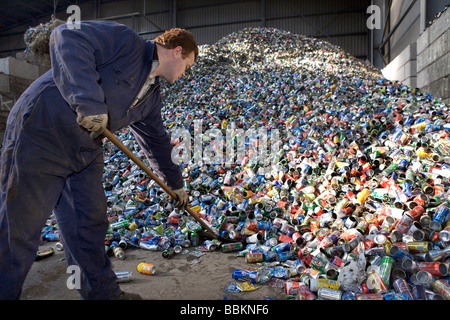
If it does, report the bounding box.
[0,21,182,299]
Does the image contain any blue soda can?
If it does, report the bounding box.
[271,267,290,279]
[404,116,414,126]
[232,269,259,283]
[258,220,271,230]
[393,278,414,300]
[412,284,427,300]
[272,242,290,254]
[389,245,413,261]
[402,179,414,193]
[44,233,60,241]
[263,250,278,262]
[276,251,294,262]
[433,205,450,225]
[294,259,307,274]
[383,292,411,300]
[398,159,409,171]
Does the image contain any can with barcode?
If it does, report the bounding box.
[406,241,432,253]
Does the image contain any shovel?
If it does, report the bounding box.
[102,128,221,240]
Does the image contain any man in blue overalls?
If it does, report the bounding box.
[0,20,197,300]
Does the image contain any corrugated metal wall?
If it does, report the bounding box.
[0,0,370,60]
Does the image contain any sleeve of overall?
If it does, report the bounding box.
[130,99,183,190]
[49,21,138,117]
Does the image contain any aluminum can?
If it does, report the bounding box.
[395,212,414,234]
[393,278,413,299]
[263,250,278,262]
[115,271,133,283]
[246,232,263,243]
[412,284,427,300]
[366,271,387,293]
[309,278,339,292]
[439,226,450,242]
[221,242,243,252]
[203,240,217,251]
[294,258,306,274]
[356,188,371,205]
[432,279,450,300]
[245,252,263,263]
[406,241,432,253]
[137,262,156,275]
[232,269,259,283]
[162,248,175,259]
[138,240,160,251]
[426,247,450,261]
[317,288,342,300]
[433,205,450,225]
[272,241,291,254]
[383,292,410,300]
[417,262,448,277]
[285,281,316,300]
[379,256,394,286]
[276,251,294,262]
[55,241,64,251]
[356,293,384,300]
[388,245,413,261]
[272,267,291,279]
[415,270,433,288]
[113,246,125,260]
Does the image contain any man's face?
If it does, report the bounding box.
[164,46,195,84]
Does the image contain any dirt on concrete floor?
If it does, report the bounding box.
[21,239,285,301]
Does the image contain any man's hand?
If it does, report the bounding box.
[77,113,108,138]
[171,188,188,209]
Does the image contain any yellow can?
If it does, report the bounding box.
[137,262,156,275]
[356,188,371,205]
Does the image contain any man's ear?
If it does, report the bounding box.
[175,46,183,56]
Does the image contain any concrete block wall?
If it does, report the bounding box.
[382,8,449,104]
[382,43,418,88]
[0,53,50,142]
[417,7,449,104]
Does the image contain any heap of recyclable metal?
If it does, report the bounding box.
[69,28,450,299]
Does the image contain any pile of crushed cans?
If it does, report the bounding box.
[44,27,450,300]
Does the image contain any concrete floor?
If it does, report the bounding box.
[21,240,284,301]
